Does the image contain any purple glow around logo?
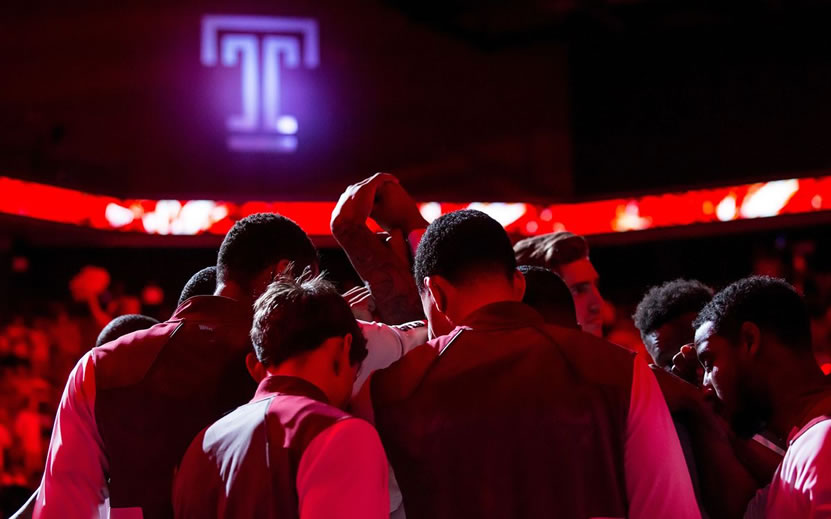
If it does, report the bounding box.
[201,15,319,153]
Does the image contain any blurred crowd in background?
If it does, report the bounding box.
[2,228,831,498]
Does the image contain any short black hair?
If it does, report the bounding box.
[414,209,516,292]
[96,314,160,347]
[518,265,578,328]
[634,279,713,338]
[217,213,317,291]
[178,266,217,306]
[514,232,589,275]
[251,274,368,368]
[693,276,811,351]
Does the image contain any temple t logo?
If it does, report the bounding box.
[201,15,319,152]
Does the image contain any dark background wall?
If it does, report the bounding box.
[0,1,571,202]
[3,2,831,203]
[569,3,831,197]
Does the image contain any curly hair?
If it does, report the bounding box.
[96,314,160,347]
[633,279,713,338]
[178,266,217,306]
[693,276,811,351]
[414,209,516,292]
[217,213,317,291]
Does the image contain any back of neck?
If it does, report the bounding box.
[215,282,249,304]
[454,290,520,327]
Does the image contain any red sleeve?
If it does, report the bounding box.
[625,354,701,519]
[296,418,389,519]
[35,351,109,519]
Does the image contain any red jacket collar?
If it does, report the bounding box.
[458,301,545,332]
[252,375,330,405]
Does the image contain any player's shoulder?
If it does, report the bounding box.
[538,323,637,385]
[371,338,443,406]
[788,417,831,465]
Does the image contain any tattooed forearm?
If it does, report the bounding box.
[332,220,424,324]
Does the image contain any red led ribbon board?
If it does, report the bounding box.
[1,176,829,238]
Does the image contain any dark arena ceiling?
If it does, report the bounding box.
[2,1,831,203]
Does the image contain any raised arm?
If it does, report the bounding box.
[331,173,426,324]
